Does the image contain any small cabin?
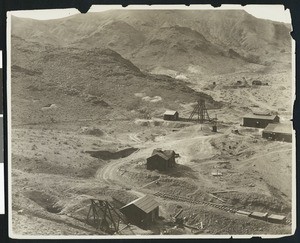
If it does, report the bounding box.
[120,195,159,227]
[163,110,179,121]
[147,149,176,171]
[242,114,280,128]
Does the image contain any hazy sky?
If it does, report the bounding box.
[11,4,291,23]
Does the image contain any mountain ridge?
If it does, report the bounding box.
[11,10,291,76]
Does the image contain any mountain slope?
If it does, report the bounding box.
[11,10,291,76]
[11,35,220,125]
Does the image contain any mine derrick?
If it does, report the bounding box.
[189,99,211,123]
[212,114,218,132]
[172,209,184,225]
[86,198,127,234]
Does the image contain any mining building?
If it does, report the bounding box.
[147,149,176,171]
[262,123,292,142]
[163,110,179,121]
[242,114,280,128]
[252,80,263,85]
[120,195,159,226]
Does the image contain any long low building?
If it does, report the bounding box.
[262,123,293,142]
[242,114,279,128]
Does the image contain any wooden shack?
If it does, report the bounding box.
[120,195,159,226]
[147,149,176,171]
[163,110,179,121]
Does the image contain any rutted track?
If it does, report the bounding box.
[153,191,237,213]
[153,191,291,225]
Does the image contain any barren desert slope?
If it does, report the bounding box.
[10,10,293,236]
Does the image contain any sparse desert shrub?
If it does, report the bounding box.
[127,99,140,111]
[138,106,149,114]
[65,88,80,96]
[81,127,104,137]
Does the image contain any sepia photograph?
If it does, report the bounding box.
[8,5,295,238]
[0,50,4,215]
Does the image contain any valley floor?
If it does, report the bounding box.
[11,116,293,236]
[10,65,294,237]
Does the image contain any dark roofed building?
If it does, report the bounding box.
[119,195,159,226]
[163,110,179,121]
[252,80,262,85]
[242,114,279,128]
[262,123,293,142]
[147,149,176,171]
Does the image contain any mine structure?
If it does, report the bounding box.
[147,149,176,171]
[120,195,159,227]
[163,110,179,121]
[172,208,184,225]
[189,99,211,123]
[262,123,292,142]
[86,198,127,234]
[242,113,280,128]
[212,114,218,132]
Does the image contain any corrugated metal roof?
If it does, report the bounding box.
[250,212,268,218]
[243,114,278,120]
[150,153,169,161]
[236,210,251,216]
[264,123,292,134]
[253,111,271,116]
[150,149,175,161]
[267,214,286,221]
[121,195,159,214]
[263,123,277,133]
[164,110,178,116]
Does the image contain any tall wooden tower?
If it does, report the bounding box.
[86,198,127,234]
[189,99,211,123]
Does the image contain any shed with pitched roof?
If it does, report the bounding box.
[119,195,159,226]
[147,149,176,171]
[163,110,179,121]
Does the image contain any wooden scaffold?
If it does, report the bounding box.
[86,198,127,234]
[189,99,211,123]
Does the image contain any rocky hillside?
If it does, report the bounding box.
[11,10,291,76]
[11,35,219,125]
